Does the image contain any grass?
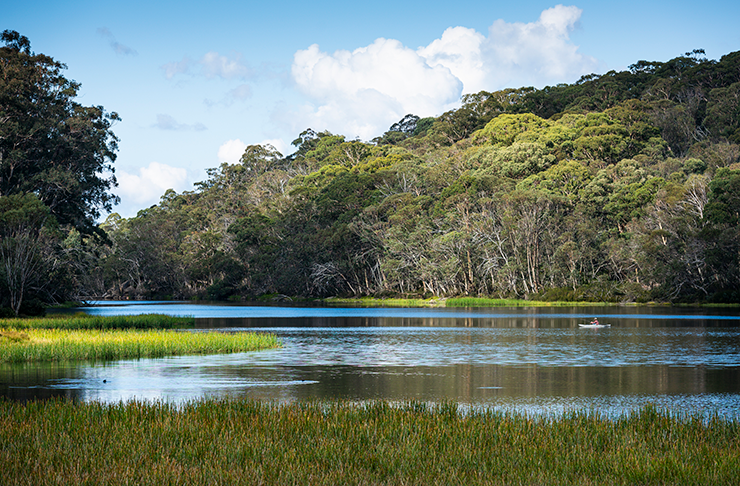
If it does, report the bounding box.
[325,296,446,307]
[0,313,195,330]
[0,328,281,363]
[326,296,615,308]
[0,399,737,485]
[446,297,612,307]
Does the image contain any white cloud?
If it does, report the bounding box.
[218,139,290,165]
[204,83,254,107]
[116,162,189,209]
[291,38,462,140]
[417,26,487,93]
[162,56,193,79]
[96,27,137,56]
[154,114,207,131]
[227,84,252,100]
[260,138,288,156]
[162,52,252,80]
[217,139,248,164]
[288,5,599,140]
[481,5,596,88]
[200,51,252,79]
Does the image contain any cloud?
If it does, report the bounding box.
[217,138,289,164]
[259,138,288,156]
[291,38,463,140]
[227,84,253,101]
[217,139,248,164]
[204,83,253,107]
[162,52,252,80]
[116,162,189,208]
[288,5,598,140]
[96,27,137,56]
[419,5,596,92]
[154,114,207,131]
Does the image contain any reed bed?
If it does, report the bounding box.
[0,314,195,330]
[0,328,280,362]
[327,297,445,307]
[446,297,609,307]
[0,399,737,485]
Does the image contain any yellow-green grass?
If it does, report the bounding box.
[326,296,614,308]
[1,399,737,485]
[446,297,612,307]
[1,314,195,330]
[326,296,446,307]
[0,328,280,362]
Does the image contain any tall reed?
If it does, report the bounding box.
[0,328,280,362]
[1,314,195,330]
[446,297,608,307]
[1,399,737,485]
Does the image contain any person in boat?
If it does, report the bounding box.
[590,317,599,325]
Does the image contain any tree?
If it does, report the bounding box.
[0,30,119,235]
[0,193,58,315]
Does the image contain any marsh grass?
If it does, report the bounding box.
[0,329,30,343]
[0,328,280,362]
[446,297,610,307]
[1,314,195,330]
[1,399,737,485]
[327,296,446,307]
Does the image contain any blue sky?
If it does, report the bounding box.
[5,0,740,217]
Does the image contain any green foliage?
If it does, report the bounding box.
[0,194,62,315]
[474,113,551,146]
[0,30,119,235]
[86,48,740,304]
[706,168,740,225]
[518,160,592,201]
[0,32,121,313]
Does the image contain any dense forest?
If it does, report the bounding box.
[2,31,740,315]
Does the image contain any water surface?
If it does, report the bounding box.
[3,302,740,418]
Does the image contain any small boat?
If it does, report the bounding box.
[579,323,611,328]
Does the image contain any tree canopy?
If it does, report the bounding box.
[0,30,119,236]
[1,31,119,314]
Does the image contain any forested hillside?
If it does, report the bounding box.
[92,49,740,304]
[3,35,740,313]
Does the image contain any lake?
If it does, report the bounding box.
[3,301,740,418]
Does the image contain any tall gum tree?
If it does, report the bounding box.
[0,30,119,236]
[1,31,119,313]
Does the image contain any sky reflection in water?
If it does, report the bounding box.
[4,303,740,418]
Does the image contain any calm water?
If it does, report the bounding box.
[3,302,740,418]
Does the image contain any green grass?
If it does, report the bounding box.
[325,296,446,307]
[325,296,614,308]
[446,297,612,307]
[1,399,737,485]
[1,313,195,330]
[0,328,280,362]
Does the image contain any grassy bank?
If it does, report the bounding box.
[1,399,737,485]
[325,296,614,308]
[1,313,195,330]
[0,328,280,363]
[445,297,612,307]
[325,296,446,307]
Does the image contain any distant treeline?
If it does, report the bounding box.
[89,49,740,304]
[2,36,740,313]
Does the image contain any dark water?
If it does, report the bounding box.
[3,302,740,418]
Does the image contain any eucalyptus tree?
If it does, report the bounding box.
[1,31,120,312]
[0,30,120,235]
